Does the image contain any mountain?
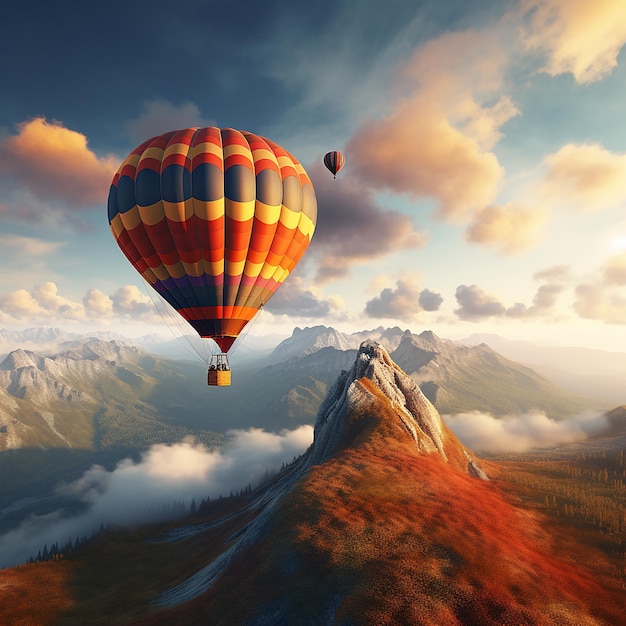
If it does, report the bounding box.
[2,341,624,625]
[0,338,226,535]
[461,333,626,405]
[269,324,408,362]
[390,330,601,418]
[248,327,606,428]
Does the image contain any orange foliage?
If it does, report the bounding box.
[0,561,76,625]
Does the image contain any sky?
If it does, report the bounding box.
[2,0,626,352]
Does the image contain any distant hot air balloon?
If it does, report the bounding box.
[323,151,346,178]
[107,127,317,386]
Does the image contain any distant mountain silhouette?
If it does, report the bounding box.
[5,341,621,624]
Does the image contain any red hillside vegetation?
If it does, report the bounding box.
[156,377,625,625]
[1,342,624,625]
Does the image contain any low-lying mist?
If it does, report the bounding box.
[445,410,608,454]
[0,426,314,568]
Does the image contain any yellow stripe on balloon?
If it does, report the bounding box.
[109,213,127,239]
[181,261,205,277]
[250,148,279,164]
[297,212,316,239]
[223,143,254,161]
[141,267,158,283]
[140,146,165,162]
[138,202,166,226]
[205,259,225,276]
[226,259,246,276]
[226,199,255,222]
[278,206,301,229]
[190,141,224,161]
[242,259,264,277]
[253,201,281,224]
[260,263,279,279]
[163,197,194,222]
[163,261,188,279]
[119,206,143,231]
[273,266,289,283]
[163,141,192,159]
[192,198,225,222]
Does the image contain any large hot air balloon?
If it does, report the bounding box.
[323,151,345,178]
[107,127,317,386]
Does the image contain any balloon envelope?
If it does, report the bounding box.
[323,151,346,177]
[107,127,317,352]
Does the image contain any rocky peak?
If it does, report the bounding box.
[0,349,46,371]
[310,340,486,478]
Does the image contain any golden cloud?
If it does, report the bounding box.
[574,283,626,324]
[346,30,517,220]
[602,251,626,286]
[541,143,626,211]
[465,203,549,254]
[0,117,118,206]
[521,0,626,83]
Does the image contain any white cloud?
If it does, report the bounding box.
[0,427,313,568]
[445,409,607,454]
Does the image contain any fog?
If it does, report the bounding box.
[445,410,608,454]
[0,426,313,568]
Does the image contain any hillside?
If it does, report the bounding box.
[1,342,624,625]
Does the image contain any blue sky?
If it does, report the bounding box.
[2,0,626,351]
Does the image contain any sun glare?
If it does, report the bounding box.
[609,235,626,252]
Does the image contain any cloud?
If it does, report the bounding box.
[574,283,626,324]
[603,251,626,286]
[445,409,607,454]
[264,275,334,318]
[454,284,507,321]
[541,143,626,211]
[465,203,548,254]
[0,234,63,257]
[454,272,566,322]
[125,99,214,144]
[0,282,159,325]
[308,164,427,282]
[573,252,626,324]
[0,118,118,208]
[365,278,442,322]
[110,285,156,317]
[0,427,313,568]
[0,282,84,321]
[83,289,114,317]
[419,288,444,312]
[346,29,518,220]
[520,0,626,83]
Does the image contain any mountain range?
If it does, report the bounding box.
[0,325,619,545]
[0,325,610,452]
[1,341,623,625]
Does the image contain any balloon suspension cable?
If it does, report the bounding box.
[140,278,212,364]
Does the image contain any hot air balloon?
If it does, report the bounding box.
[323,151,345,178]
[107,127,317,386]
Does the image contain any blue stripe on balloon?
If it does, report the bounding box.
[192,163,224,202]
[162,164,191,203]
[224,164,255,202]
[115,176,137,214]
[107,185,119,223]
[135,168,162,207]
[155,276,222,307]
